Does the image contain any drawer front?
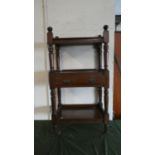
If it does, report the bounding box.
[49,70,109,88]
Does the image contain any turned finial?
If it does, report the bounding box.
[103,25,108,31]
[47,26,53,32]
[47,26,53,45]
[103,25,109,43]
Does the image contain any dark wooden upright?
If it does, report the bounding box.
[47,26,110,132]
[47,27,57,124]
[103,25,109,130]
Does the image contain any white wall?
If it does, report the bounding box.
[34,0,115,120]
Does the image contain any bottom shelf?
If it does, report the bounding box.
[57,104,104,123]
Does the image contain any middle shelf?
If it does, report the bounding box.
[49,69,109,88]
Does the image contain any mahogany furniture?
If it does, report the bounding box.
[47,26,110,131]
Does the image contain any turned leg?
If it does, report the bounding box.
[103,25,109,132]
[104,88,109,132]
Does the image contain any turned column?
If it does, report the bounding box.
[103,25,109,130]
[95,42,102,109]
[55,42,61,108]
[47,27,57,124]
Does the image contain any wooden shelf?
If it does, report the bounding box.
[53,36,104,46]
[49,69,109,88]
[47,25,109,130]
[57,104,104,123]
[52,69,102,72]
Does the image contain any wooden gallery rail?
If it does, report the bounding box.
[47,25,109,132]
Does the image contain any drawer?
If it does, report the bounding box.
[49,69,109,88]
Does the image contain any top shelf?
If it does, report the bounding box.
[47,25,109,46]
[53,36,104,46]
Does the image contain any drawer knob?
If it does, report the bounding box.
[63,79,71,84]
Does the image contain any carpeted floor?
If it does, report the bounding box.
[34,120,121,155]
